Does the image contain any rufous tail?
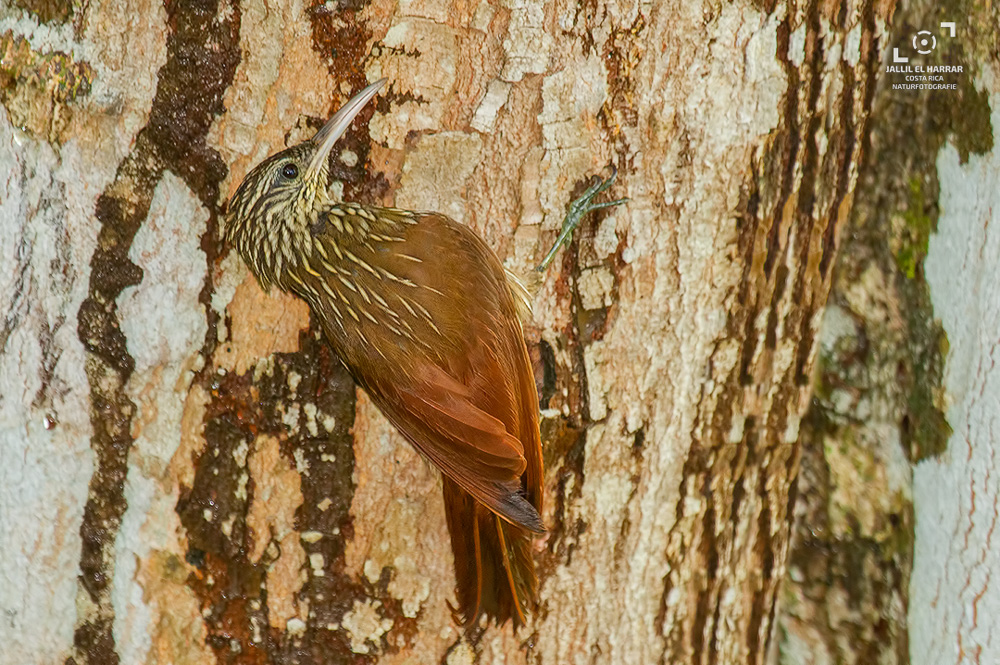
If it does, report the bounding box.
[442,478,537,628]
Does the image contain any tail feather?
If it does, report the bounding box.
[443,478,538,628]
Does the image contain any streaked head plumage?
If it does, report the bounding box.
[224,78,388,243]
[224,144,317,240]
[223,79,388,287]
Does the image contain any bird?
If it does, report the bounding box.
[224,78,624,628]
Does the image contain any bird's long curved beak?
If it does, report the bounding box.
[306,78,387,182]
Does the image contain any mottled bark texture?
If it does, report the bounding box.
[1,0,893,663]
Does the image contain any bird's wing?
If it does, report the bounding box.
[299,208,543,532]
[364,350,544,534]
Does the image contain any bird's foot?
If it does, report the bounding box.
[535,165,628,272]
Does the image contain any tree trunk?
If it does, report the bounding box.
[0,0,892,663]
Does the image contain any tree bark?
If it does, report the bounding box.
[0,0,893,663]
[903,7,1000,665]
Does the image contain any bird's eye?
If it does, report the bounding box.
[281,163,299,180]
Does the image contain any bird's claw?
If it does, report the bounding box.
[536,165,628,272]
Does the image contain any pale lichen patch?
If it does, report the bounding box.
[301,531,324,544]
[387,553,432,618]
[445,640,476,665]
[578,267,615,310]
[470,79,511,134]
[309,552,325,577]
[367,19,460,150]
[302,402,319,437]
[245,435,305,630]
[293,448,309,475]
[364,559,382,584]
[340,148,358,167]
[537,54,610,228]
[843,22,863,67]
[172,384,209,489]
[341,599,394,654]
[581,423,634,528]
[280,401,301,434]
[286,617,307,637]
[395,132,484,223]
[321,413,337,432]
[286,370,302,395]
[210,252,245,343]
[119,171,209,474]
[499,0,552,82]
[584,341,609,421]
[109,172,210,663]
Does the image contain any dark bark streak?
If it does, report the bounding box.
[70,1,240,662]
[783,1,825,389]
[686,443,713,665]
[744,0,825,658]
[747,421,773,665]
[762,12,799,283]
[179,409,273,664]
[182,329,365,664]
[275,341,367,663]
[736,161,762,386]
[0,216,31,365]
[764,264,789,350]
[704,471,722,665]
[662,0,888,660]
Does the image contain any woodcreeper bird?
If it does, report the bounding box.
[224,78,625,627]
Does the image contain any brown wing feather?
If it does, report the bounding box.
[363,356,543,533]
[398,362,524,461]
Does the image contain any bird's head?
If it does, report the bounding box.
[224,78,386,246]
